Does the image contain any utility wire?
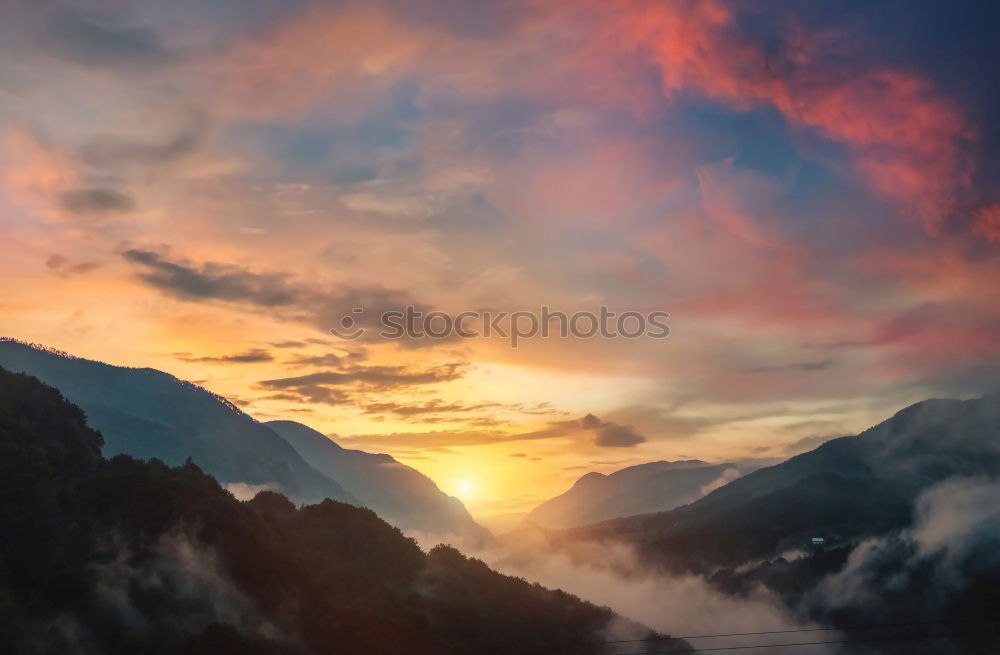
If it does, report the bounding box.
[602,630,1000,655]
[603,616,1000,644]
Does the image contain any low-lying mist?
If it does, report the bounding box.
[413,529,835,653]
[414,475,1000,654]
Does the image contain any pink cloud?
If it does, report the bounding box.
[972,204,1000,242]
[604,0,974,234]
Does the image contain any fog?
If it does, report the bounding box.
[416,476,1000,654]
[817,477,1000,613]
[416,529,837,654]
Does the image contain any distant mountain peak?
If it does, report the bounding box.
[526,459,740,529]
[572,471,607,487]
[613,459,711,474]
[566,392,1000,573]
[266,419,488,539]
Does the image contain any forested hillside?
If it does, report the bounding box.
[0,366,681,655]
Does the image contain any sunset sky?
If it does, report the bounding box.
[2,0,999,525]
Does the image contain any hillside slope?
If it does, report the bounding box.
[267,420,488,539]
[0,365,686,655]
[0,339,357,505]
[525,460,737,529]
[567,394,1000,571]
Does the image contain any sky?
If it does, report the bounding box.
[1,0,999,525]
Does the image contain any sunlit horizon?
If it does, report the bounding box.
[2,0,998,526]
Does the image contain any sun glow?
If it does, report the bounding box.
[454,478,476,500]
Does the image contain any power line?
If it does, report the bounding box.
[603,616,1000,644]
[603,631,1000,655]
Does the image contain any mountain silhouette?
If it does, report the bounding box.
[0,365,678,655]
[566,394,1000,571]
[514,393,1000,653]
[0,339,484,538]
[525,460,739,529]
[0,338,357,505]
[267,420,488,539]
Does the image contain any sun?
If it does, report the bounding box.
[454,478,476,500]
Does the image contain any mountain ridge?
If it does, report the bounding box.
[558,392,1000,571]
[267,419,488,539]
[0,338,485,539]
[0,338,358,506]
[524,459,740,529]
[0,364,671,655]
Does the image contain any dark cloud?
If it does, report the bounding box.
[257,363,466,405]
[461,416,511,428]
[272,340,346,353]
[58,188,135,215]
[593,423,646,448]
[270,340,307,348]
[266,385,354,406]
[45,254,100,276]
[263,388,353,405]
[587,459,636,467]
[286,353,344,367]
[81,119,207,168]
[120,248,444,346]
[363,399,499,416]
[121,249,300,307]
[262,364,464,390]
[564,413,648,448]
[519,402,561,415]
[45,8,173,68]
[357,399,512,427]
[176,348,275,364]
